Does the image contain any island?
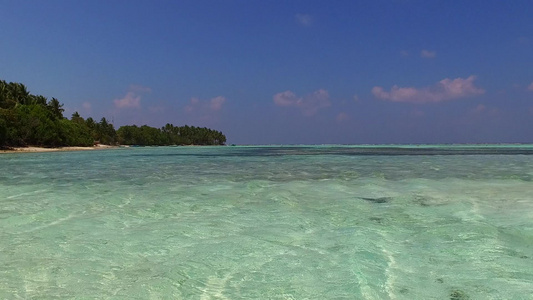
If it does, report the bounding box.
[0,80,226,150]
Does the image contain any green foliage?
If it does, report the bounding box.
[94,117,118,145]
[59,119,94,146]
[0,79,226,148]
[117,123,226,146]
[47,98,64,119]
[11,104,61,146]
[0,81,30,108]
[0,80,67,146]
[120,125,165,145]
[71,111,84,124]
[0,112,7,147]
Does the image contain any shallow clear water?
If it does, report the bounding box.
[1,146,532,299]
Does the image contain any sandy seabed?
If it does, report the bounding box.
[0,144,117,154]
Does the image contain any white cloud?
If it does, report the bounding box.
[273,91,298,106]
[295,14,313,26]
[209,96,226,111]
[185,96,226,113]
[336,112,349,122]
[113,84,151,109]
[273,89,331,116]
[372,76,485,104]
[472,104,486,113]
[421,49,436,58]
[82,102,91,110]
[471,104,499,117]
[114,91,141,108]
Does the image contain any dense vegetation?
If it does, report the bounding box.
[0,80,226,148]
[117,124,226,146]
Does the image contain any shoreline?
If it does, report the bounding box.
[0,145,118,154]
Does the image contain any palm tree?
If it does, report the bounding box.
[71,111,85,124]
[32,95,48,106]
[10,82,30,105]
[0,80,9,109]
[47,98,64,119]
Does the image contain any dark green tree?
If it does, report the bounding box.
[71,111,84,124]
[95,117,117,145]
[47,98,64,119]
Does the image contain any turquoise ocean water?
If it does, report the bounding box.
[1,145,532,299]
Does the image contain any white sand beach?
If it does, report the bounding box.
[0,144,117,154]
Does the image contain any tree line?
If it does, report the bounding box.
[0,80,226,148]
[117,124,226,146]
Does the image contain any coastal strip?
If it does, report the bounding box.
[0,145,118,154]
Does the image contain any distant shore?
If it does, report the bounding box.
[0,144,118,154]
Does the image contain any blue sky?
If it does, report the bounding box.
[1,0,532,144]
